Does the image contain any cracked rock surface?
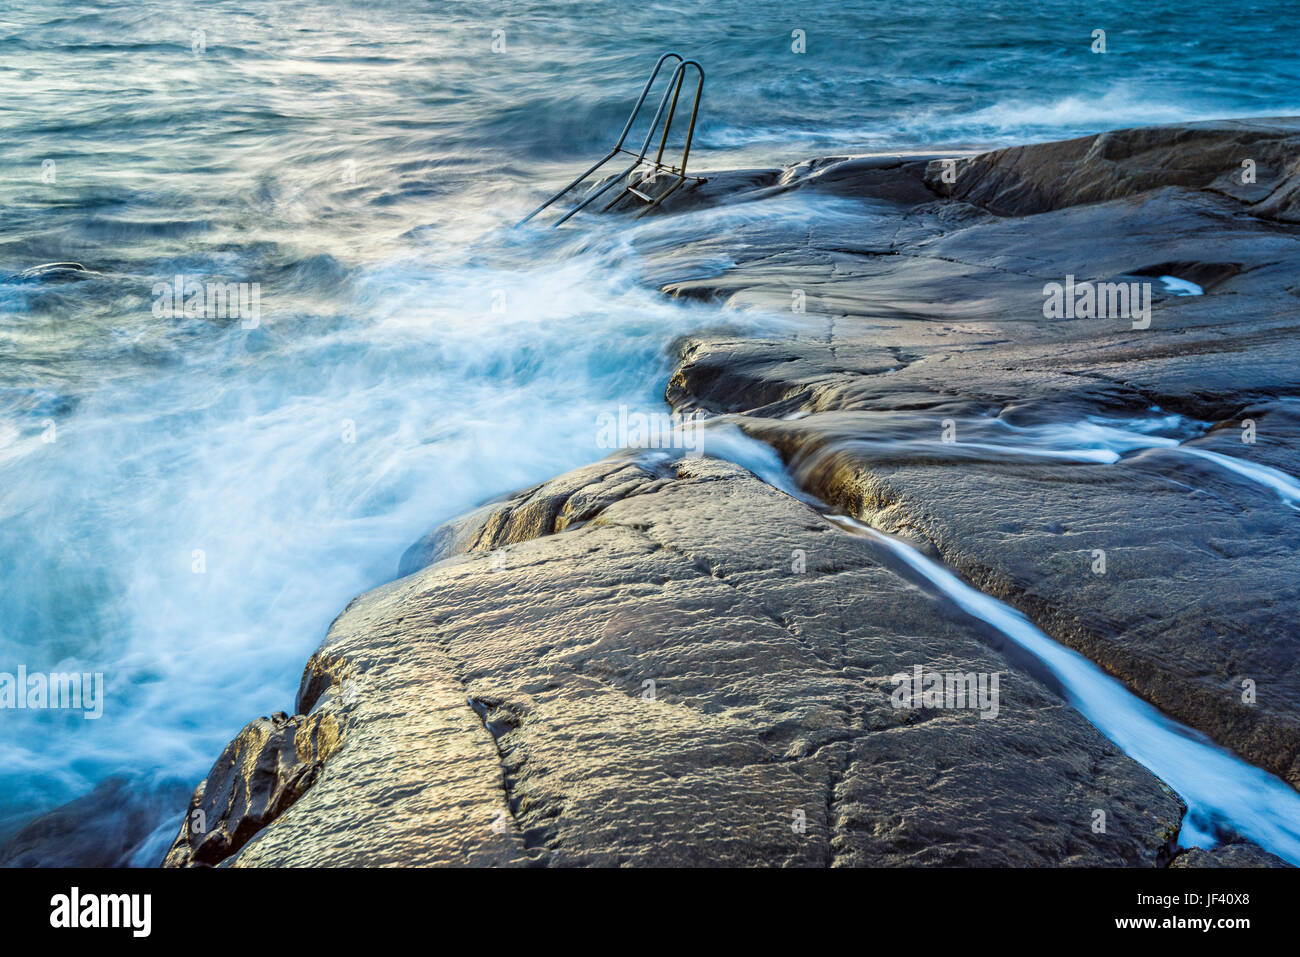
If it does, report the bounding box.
[175,456,1181,866]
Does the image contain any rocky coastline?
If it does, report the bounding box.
[19,118,1300,869]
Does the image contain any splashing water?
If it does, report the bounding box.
[0,224,786,841]
[1159,275,1205,296]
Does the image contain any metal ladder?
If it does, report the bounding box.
[517,52,705,228]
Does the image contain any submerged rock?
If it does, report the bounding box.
[0,776,191,868]
[12,262,100,282]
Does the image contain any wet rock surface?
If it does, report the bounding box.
[1171,842,1290,868]
[925,119,1300,221]
[186,456,1182,867]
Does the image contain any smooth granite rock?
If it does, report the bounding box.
[163,707,344,867]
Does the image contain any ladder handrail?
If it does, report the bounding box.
[595,60,703,221]
[517,52,684,226]
[517,53,705,228]
[612,51,684,151]
[555,59,704,227]
[674,62,705,173]
[625,60,703,175]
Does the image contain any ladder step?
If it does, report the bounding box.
[627,186,654,202]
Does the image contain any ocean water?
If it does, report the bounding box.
[2,0,1299,862]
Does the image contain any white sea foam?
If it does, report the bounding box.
[0,235,785,819]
